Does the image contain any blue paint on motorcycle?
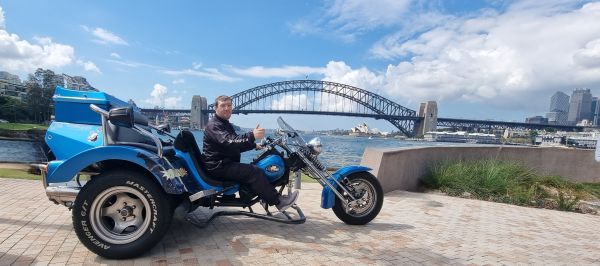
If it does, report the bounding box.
[320,165,372,209]
[53,86,128,125]
[255,154,286,182]
[45,122,104,160]
[174,151,240,194]
[45,145,186,194]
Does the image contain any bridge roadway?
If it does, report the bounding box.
[140,108,584,132]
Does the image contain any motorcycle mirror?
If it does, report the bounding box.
[108,106,134,128]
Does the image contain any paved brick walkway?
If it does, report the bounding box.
[0,177,599,265]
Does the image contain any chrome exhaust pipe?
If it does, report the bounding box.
[46,186,80,208]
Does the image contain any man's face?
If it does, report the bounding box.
[215,99,233,120]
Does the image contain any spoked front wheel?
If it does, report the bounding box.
[332,172,383,225]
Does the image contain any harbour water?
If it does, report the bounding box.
[0,140,46,163]
[185,131,450,168]
[0,131,482,167]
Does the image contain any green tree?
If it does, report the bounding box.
[26,69,61,123]
[0,96,29,122]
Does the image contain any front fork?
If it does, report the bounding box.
[303,164,360,208]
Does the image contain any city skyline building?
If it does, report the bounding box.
[0,71,26,100]
[592,97,599,126]
[567,88,593,125]
[547,91,570,125]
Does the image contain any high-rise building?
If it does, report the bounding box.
[549,91,570,112]
[567,88,593,125]
[592,97,600,126]
[547,91,570,125]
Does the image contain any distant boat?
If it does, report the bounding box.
[368,136,373,140]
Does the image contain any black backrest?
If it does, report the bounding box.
[174,130,202,159]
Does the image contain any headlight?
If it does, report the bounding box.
[307,137,322,155]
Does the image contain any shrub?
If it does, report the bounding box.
[425,160,596,212]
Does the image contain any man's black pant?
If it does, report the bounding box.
[208,162,279,205]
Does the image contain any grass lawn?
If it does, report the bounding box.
[0,168,41,180]
[0,123,48,131]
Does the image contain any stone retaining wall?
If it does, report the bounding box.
[360,145,600,193]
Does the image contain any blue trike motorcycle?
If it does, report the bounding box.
[41,87,383,259]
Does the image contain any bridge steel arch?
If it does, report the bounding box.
[206,80,419,136]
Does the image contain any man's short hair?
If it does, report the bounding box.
[214,95,232,108]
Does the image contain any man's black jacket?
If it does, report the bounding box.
[202,116,255,170]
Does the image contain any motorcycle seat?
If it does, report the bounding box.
[174,130,238,188]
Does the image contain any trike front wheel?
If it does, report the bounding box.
[332,172,383,225]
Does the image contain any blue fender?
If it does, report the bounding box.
[320,165,371,209]
[46,146,187,194]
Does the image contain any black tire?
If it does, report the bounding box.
[72,170,172,259]
[332,172,384,225]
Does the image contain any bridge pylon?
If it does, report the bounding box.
[415,101,438,138]
[191,96,208,130]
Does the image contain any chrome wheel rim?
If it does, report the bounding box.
[90,186,150,244]
[343,178,377,217]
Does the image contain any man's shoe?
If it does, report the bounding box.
[276,190,299,212]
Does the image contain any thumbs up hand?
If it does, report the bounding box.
[253,124,265,139]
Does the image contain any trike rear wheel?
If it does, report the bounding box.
[72,170,172,259]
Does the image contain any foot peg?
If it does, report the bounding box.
[189,189,217,202]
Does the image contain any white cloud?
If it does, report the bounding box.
[164,97,182,108]
[172,78,185,84]
[291,0,417,42]
[268,90,358,113]
[192,62,202,69]
[82,26,129,46]
[0,31,74,72]
[343,1,600,109]
[110,52,121,59]
[106,58,156,68]
[151,83,167,98]
[144,83,182,108]
[271,94,309,110]
[76,59,101,74]
[322,61,384,93]
[324,0,412,30]
[163,68,238,82]
[0,6,5,29]
[227,65,326,79]
[573,38,600,68]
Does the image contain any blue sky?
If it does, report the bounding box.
[1,0,600,131]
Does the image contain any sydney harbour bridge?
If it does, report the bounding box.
[140,80,582,137]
